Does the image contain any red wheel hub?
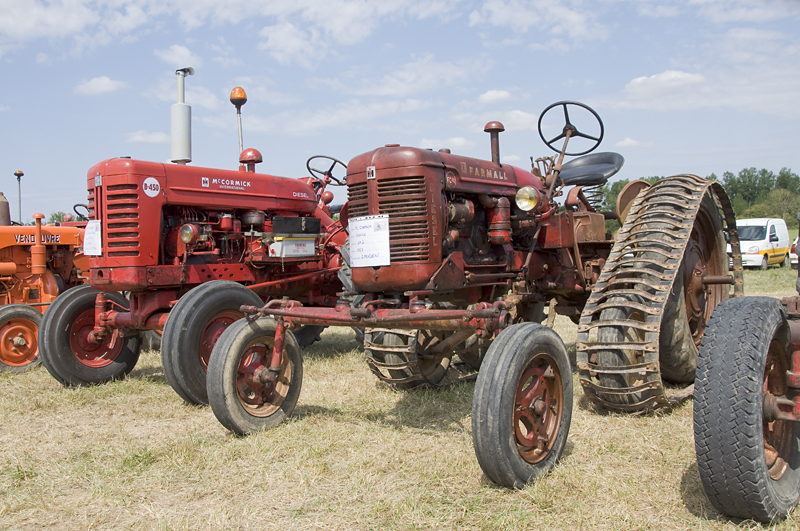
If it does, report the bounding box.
[235,339,291,417]
[199,310,242,371]
[764,346,792,480]
[514,352,564,464]
[69,309,123,368]
[0,317,38,367]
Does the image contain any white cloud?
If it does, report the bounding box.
[502,154,521,162]
[36,52,48,63]
[479,90,511,103]
[623,70,705,100]
[74,76,128,95]
[126,130,170,144]
[155,45,202,68]
[258,22,324,68]
[468,0,609,47]
[236,98,432,136]
[688,0,800,23]
[339,54,481,97]
[419,137,475,150]
[0,105,9,112]
[615,137,654,148]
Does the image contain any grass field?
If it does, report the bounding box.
[1,267,799,530]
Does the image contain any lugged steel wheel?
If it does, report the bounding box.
[694,297,800,522]
[207,317,303,435]
[364,329,452,389]
[472,323,572,488]
[0,304,42,372]
[577,175,742,411]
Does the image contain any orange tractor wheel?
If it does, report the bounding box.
[0,304,43,372]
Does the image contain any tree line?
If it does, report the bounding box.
[595,167,800,231]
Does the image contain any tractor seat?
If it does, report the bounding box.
[559,152,624,186]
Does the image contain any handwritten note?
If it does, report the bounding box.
[84,220,102,256]
[350,214,390,267]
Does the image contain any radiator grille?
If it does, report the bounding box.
[105,185,140,257]
[379,176,429,262]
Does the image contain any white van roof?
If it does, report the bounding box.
[736,218,784,226]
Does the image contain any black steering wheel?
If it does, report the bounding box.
[538,101,604,156]
[73,204,90,221]
[306,156,347,186]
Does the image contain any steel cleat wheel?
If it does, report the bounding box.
[0,304,42,372]
[207,317,303,435]
[472,322,572,488]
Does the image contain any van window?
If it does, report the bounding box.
[770,225,777,238]
[739,225,766,241]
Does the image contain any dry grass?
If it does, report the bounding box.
[1,267,799,530]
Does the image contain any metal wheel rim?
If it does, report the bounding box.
[235,338,290,417]
[683,205,725,346]
[0,317,38,366]
[764,339,792,481]
[513,351,564,464]
[69,309,123,368]
[199,310,242,372]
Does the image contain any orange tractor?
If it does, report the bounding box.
[0,194,89,371]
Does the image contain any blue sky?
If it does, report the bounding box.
[1,0,798,220]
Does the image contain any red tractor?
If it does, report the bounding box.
[205,101,741,487]
[38,85,347,406]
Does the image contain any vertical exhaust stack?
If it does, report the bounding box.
[230,86,248,167]
[484,121,505,165]
[171,67,194,165]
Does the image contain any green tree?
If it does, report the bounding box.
[776,167,800,194]
[742,188,800,229]
[47,211,66,224]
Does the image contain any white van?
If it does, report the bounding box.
[733,218,791,269]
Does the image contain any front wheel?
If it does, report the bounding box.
[760,255,769,270]
[472,323,572,488]
[0,304,42,372]
[38,285,140,386]
[694,297,800,522]
[207,317,303,435]
[162,281,263,405]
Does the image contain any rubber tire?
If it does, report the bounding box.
[38,285,140,386]
[782,254,790,268]
[658,190,728,383]
[0,304,42,372]
[694,296,800,523]
[293,325,325,349]
[141,330,162,352]
[207,317,303,435]
[760,255,769,270]
[472,323,572,488]
[162,280,263,406]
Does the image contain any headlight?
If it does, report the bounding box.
[515,186,540,212]
[179,224,200,244]
[747,246,759,254]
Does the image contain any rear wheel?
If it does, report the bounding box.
[364,329,452,389]
[0,304,42,372]
[38,285,140,386]
[207,317,303,435]
[694,296,800,522]
[472,323,572,488]
[162,281,263,405]
[782,254,790,268]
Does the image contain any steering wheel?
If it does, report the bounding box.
[73,204,90,221]
[538,101,604,156]
[306,156,347,186]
